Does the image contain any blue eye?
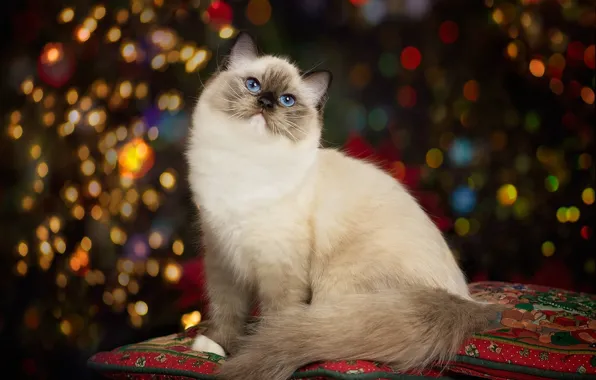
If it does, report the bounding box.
[279,94,295,107]
[245,78,261,93]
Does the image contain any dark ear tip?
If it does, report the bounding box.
[233,31,254,44]
[305,70,333,89]
[322,70,333,88]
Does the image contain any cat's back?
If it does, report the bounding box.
[313,148,469,296]
[312,147,421,242]
[315,148,408,200]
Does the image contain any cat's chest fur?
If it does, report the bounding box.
[202,201,311,283]
[188,108,318,215]
[198,178,314,284]
[188,113,317,279]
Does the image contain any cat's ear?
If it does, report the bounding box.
[303,70,333,107]
[227,32,258,70]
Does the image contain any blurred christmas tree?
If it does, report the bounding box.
[0,0,594,379]
[380,0,596,291]
[0,1,236,377]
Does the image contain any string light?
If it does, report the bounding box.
[163,262,182,283]
[148,232,164,249]
[219,25,235,39]
[542,241,555,257]
[76,27,91,42]
[59,8,75,23]
[400,46,422,70]
[60,320,72,336]
[185,49,210,72]
[16,260,28,276]
[17,242,29,257]
[582,188,595,205]
[463,80,479,101]
[93,5,107,20]
[134,301,148,316]
[246,0,271,26]
[497,184,517,206]
[159,170,176,190]
[146,259,159,277]
[118,138,155,179]
[172,240,184,255]
[439,21,459,44]
[107,27,122,43]
[529,59,545,77]
[181,311,201,329]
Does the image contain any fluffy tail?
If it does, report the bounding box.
[218,287,503,380]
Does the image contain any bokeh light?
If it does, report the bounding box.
[205,1,233,28]
[584,45,595,69]
[544,176,559,192]
[396,85,417,108]
[582,188,595,205]
[400,47,421,70]
[246,0,272,26]
[448,138,474,167]
[542,241,555,257]
[454,217,470,236]
[497,184,517,206]
[529,59,545,77]
[58,8,74,23]
[118,138,155,179]
[451,186,477,214]
[463,80,479,101]
[163,262,182,284]
[439,21,459,44]
[426,148,443,169]
[181,311,201,330]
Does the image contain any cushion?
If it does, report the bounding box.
[88,282,596,379]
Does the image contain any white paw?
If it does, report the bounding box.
[191,335,227,357]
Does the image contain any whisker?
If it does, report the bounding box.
[301,60,326,77]
[197,73,207,90]
[281,123,299,142]
[285,121,308,137]
[221,79,244,99]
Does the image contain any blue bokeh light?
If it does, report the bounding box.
[451,185,477,214]
[449,138,474,167]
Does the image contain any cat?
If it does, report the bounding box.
[186,32,503,380]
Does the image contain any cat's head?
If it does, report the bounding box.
[198,32,331,143]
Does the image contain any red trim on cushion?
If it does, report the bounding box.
[89,282,596,379]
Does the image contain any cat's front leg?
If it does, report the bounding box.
[192,255,250,356]
[257,265,310,314]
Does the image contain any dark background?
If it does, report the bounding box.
[0,0,594,379]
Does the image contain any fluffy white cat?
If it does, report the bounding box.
[186,33,502,380]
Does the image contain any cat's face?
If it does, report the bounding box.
[202,33,331,142]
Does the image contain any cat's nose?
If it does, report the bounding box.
[257,92,275,109]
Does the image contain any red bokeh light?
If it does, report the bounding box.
[349,0,369,5]
[562,112,577,129]
[581,226,591,240]
[567,80,582,98]
[391,161,407,181]
[463,80,480,102]
[397,85,417,108]
[584,45,595,69]
[206,1,233,27]
[566,41,584,62]
[400,47,422,70]
[37,42,75,88]
[439,21,459,44]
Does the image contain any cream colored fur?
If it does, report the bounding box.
[186,33,502,380]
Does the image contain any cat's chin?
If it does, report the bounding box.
[248,113,267,129]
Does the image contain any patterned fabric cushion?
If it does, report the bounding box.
[88,282,596,379]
